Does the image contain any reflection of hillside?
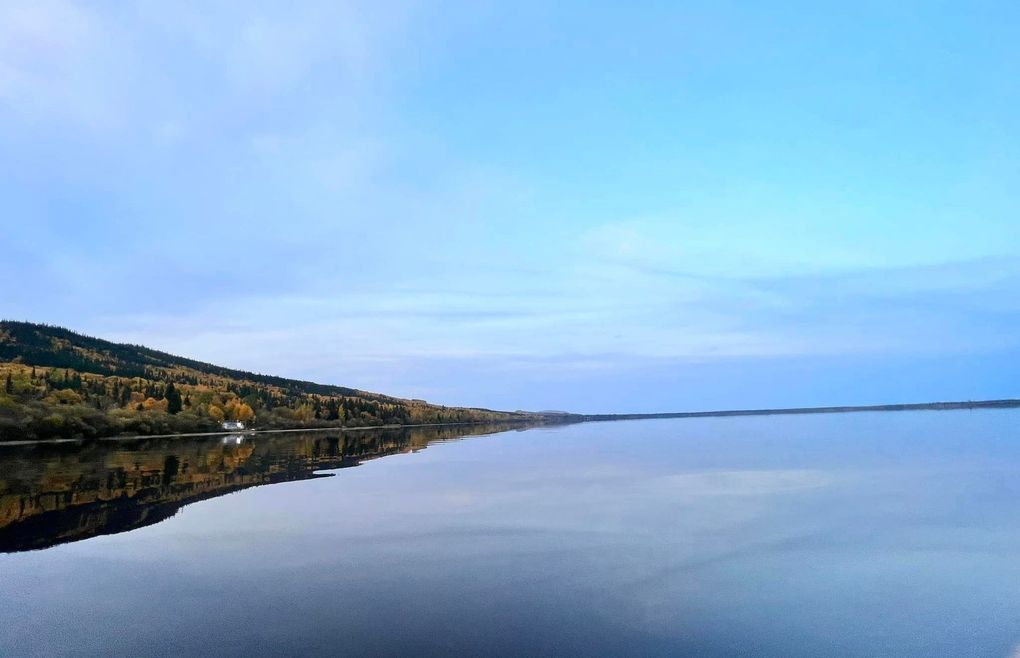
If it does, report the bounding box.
[0,423,533,553]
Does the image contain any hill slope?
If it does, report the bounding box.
[0,321,542,441]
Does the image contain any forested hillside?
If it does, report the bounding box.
[0,321,547,441]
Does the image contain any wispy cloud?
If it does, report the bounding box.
[2,1,1018,410]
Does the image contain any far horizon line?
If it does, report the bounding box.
[572,398,1020,421]
[3,320,1017,422]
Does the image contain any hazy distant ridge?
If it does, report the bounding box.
[578,399,1020,422]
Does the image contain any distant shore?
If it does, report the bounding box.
[575,398,1020,422]
[4,398,1018,446]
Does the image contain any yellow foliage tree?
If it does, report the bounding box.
[47,389,82,405]
[221,399,255,422]
[235,403,254,422]
[297,403,315,422]
[207,405,225,422]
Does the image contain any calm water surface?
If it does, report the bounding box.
[2,410,1020,656]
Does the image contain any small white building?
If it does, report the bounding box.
[221,420,245,431]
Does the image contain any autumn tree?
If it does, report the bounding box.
[207,405,225,422]
[223,399,255,422]
[235,403,254,422]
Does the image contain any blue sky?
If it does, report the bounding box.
[2,1,1018,412]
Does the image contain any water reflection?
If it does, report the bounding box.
[0,422,537,553]
[4,411,1020,656]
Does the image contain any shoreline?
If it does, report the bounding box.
[2,398,1018,446]
[0,420,542,447]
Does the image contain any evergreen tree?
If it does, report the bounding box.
[165,382,183,415]
[4,372,12,395]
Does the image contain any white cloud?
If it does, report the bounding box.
[3,1,1017,411]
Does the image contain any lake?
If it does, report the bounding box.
[2,410,1020,656]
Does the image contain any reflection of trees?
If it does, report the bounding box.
[0,423,537,553]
